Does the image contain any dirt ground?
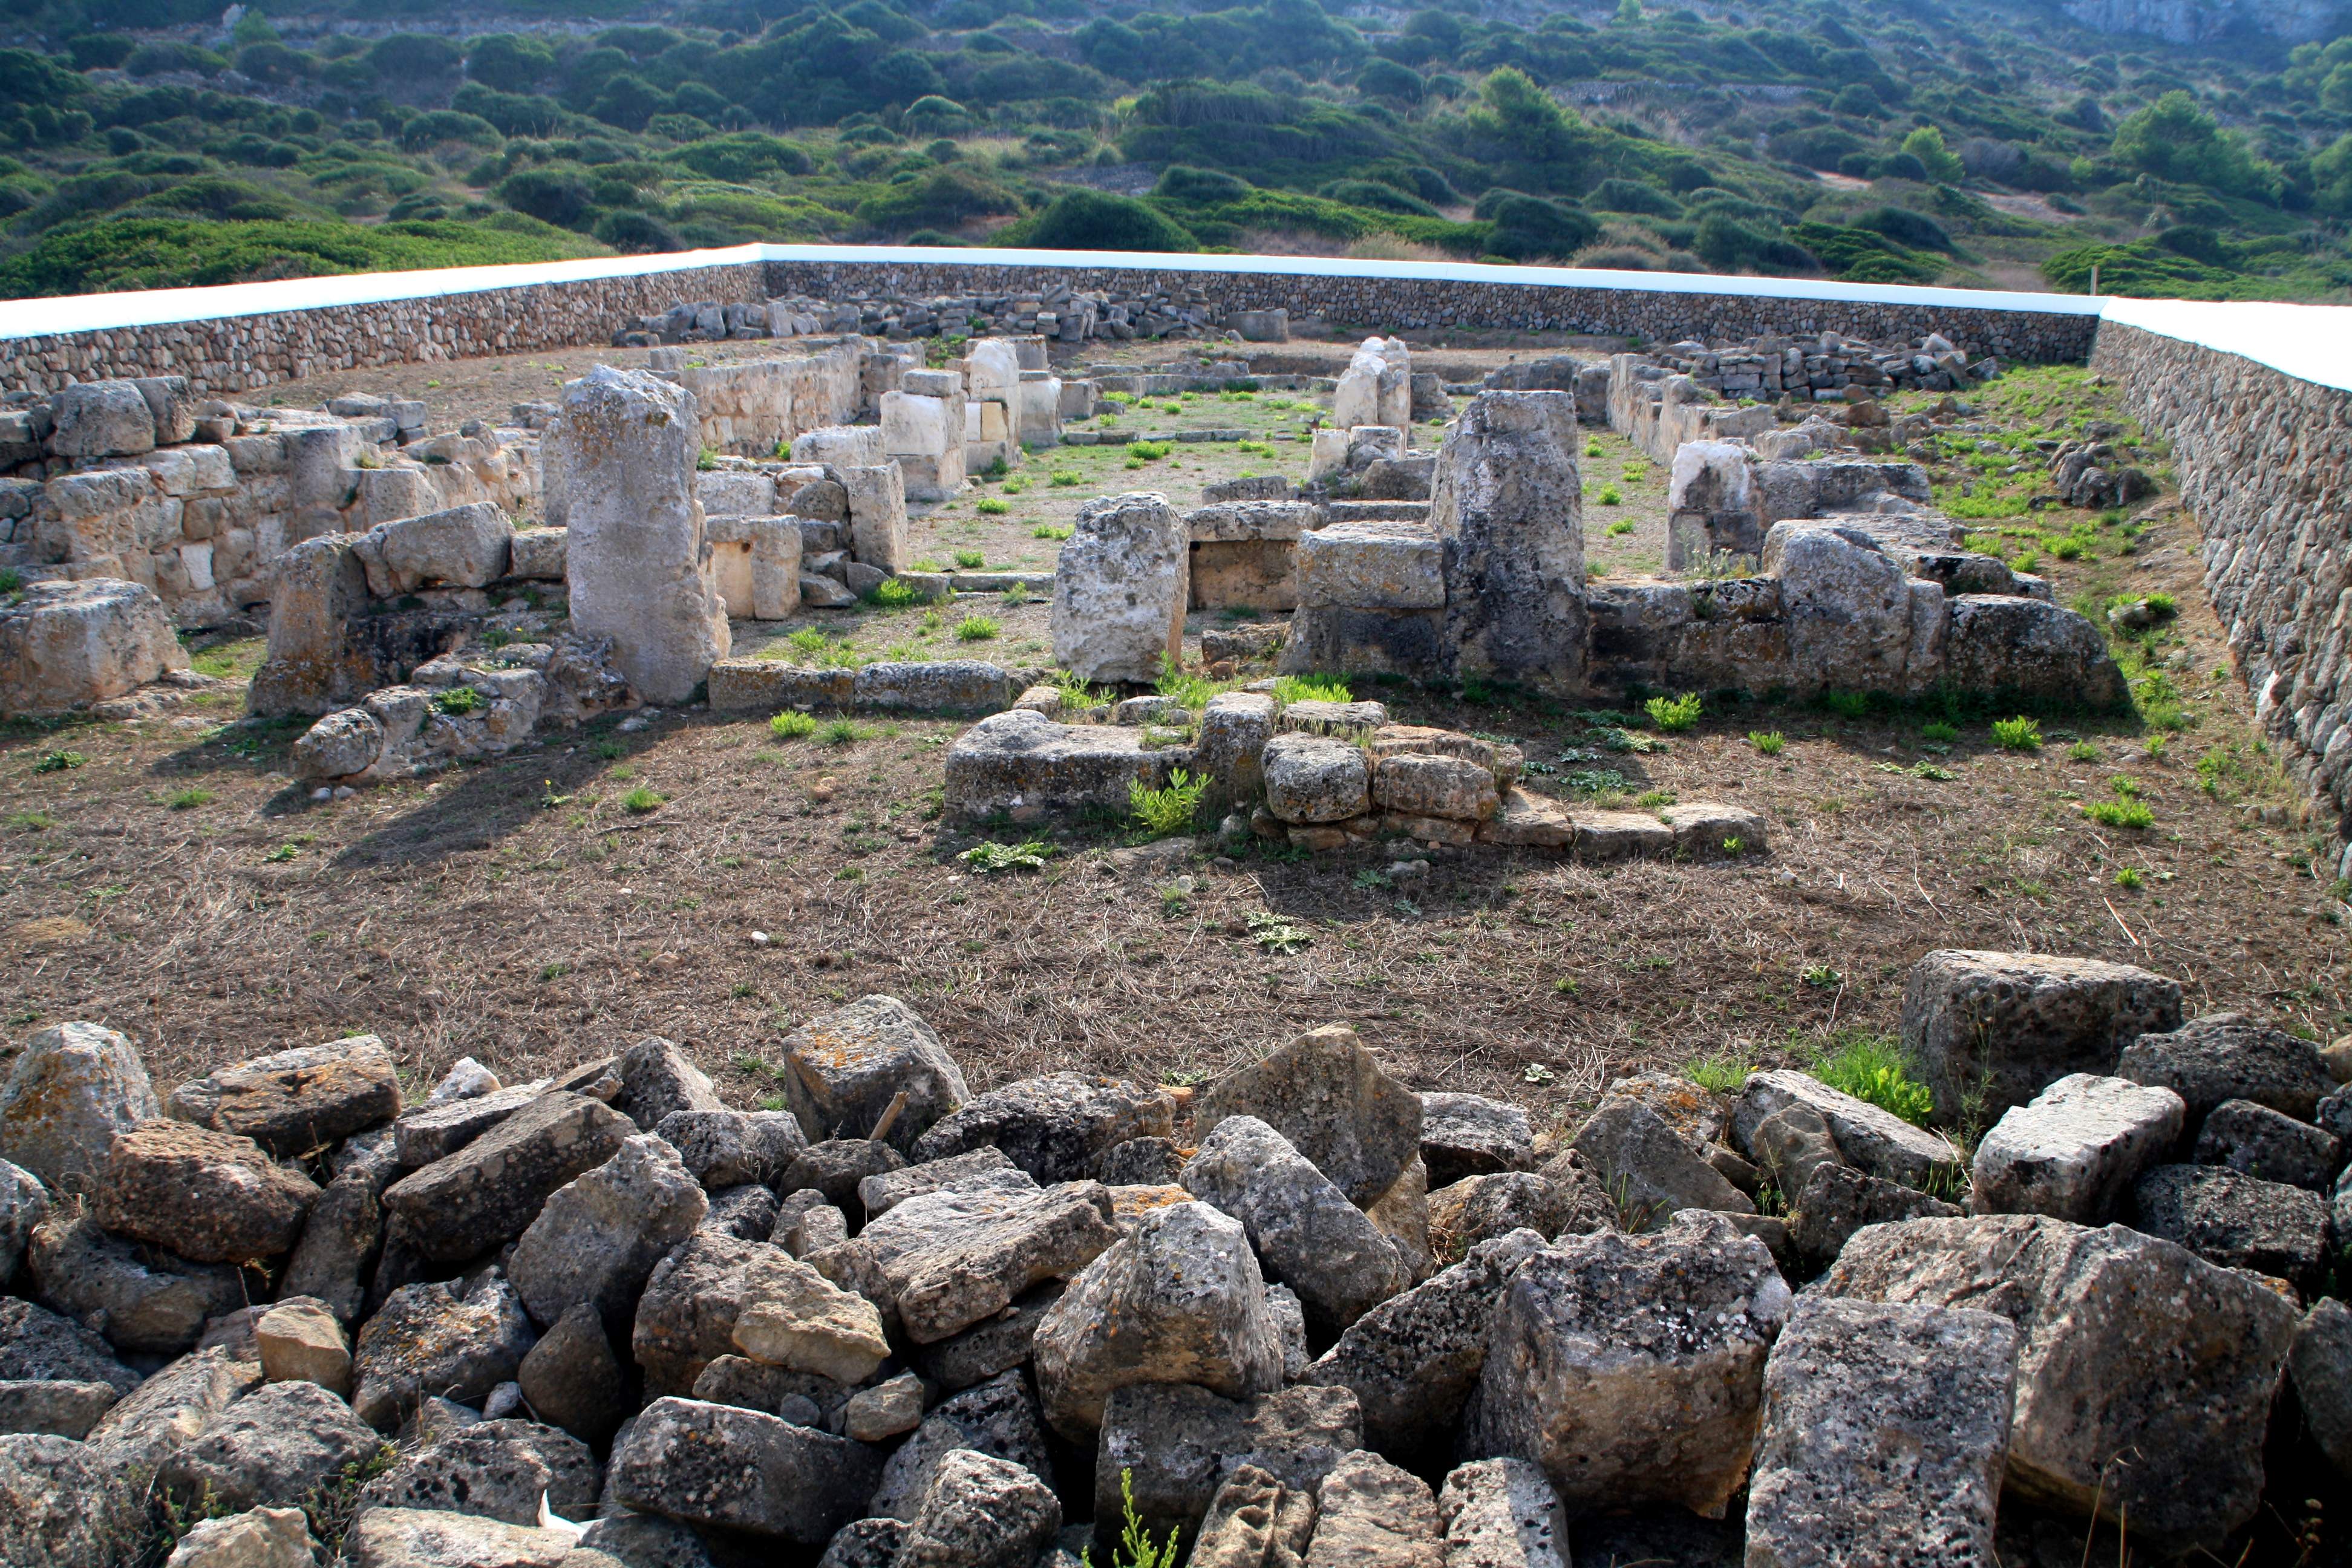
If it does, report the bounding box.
[4,339,2345,1138]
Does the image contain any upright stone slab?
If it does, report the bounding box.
[559,365,728,704]
[1745,1295,2017,1568]
[1901,950,2184,1123]
[1050,492,1188,684]
[248,534,374,717]
[1426,392,1586,692]
[843,463,908,574]
[1665,440,1761,570]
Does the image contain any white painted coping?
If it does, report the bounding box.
[1,241,2344,393]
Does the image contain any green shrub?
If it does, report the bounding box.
[1033,524,1073,540]
[823,719,863,745]
[1596,485,1622,505]
[770,710,818,739]
[1021,189,1197,252]
[1645,692,1701,732]
[1274,673,1351,705]
[2085,798,2154,828]
[2115,866,2146,889]
[976,497,1010,515]
[1812,1034,1936,1127]
[1921,720,1959,742]
[956,615,1000,641]
[954,549,986,569]
[1048,469,1083,487]
[866,578,921,608]
[959,838,1051,872]
[1748,730,1785,755]
[1129,768,1206,837]
[433,687,481,715]
[621,786,665,814]
[1992,716,2043,751]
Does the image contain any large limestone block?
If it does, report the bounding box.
[730,1255,892,1382]
[1901,949,2184,1123]
[165,1506,316,1568]
[1261,734,1371,825]
[2129,1161,2330,1289]
[169,1034,400,1156]
[883,393,955,458]
[509,1133,709,1330]
[355,501,512,596]
[942,708,1178,821]
[1427,392,1586,691]
[381,1091,633,1265]
[1194,1023,1422,1204]
[558,365,727,704]
[353,1416,597,1526]
[0,1021,160,1192]
[1296,521,1446,610]
[780,994,969,1152]
[158,1378,382,1513]
[26,1211,241,1355]
[843,463,908,573]
[1971,1073,2184,1223]
[50,381,157,458]
[1823,1213,2301,1554]
[1664,439,1762,570]
[1944,595,2128,707]
[1745,1295,2017,1568]
[1763,521,1945,696]
[911,1072,1174,1184]
[1466,1212,1792,1518]
[1180,1115,1411,1331]
[0,579,189,716]
[94,1120,319,1264]
[1033,1200,1284,1437]
[895,1448,1062,1568]
[1732,1070,1962,1191]
[351,1275,534,1428]
[631,1231,792,1398]
[1572,1097,1753,1229]
[341,1506,583,1568]
[1436,1458,1566,1568]
[608,1396,882,1543]
[1050,492,1188,684]
[966,339,1022,399]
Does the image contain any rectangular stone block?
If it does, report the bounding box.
[1296,521,1444,610]
[881,392,953,459]
[1971,1073,2186,1224]
[707,661,855,714]
[851,661,1014,713]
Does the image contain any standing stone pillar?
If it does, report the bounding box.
[1428,391,1587,694]
[559,365,728,705]
[1050,492,1188,684]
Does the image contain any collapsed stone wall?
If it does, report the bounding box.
[2092,321,2352,854]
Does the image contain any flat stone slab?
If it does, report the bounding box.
[943,710,1184,823]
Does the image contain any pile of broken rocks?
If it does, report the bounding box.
[0,949,2346,1568]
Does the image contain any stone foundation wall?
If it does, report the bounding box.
[2092,320,2352,843]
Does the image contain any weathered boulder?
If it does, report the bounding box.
[861,1146,1032,1216]
[355,1416,598,1526]
[1312,1228,1547,1455]
[164,1506,316,1568]
[1466,1212,1791,1518]
[1426,1175,1580,1265]
[895,1448,1062,1568]
[0,1299,136,1436]
[1970,1073,2184,1224]
[160,1379,384,1512]
[1744,1295,2017,1568]
[1050,492,1189,684]
[869,1370,1053,1521]
[94,1120,318,1264]
[1571,1098,1753,1230]
[843,1371,924,1441]
[2117,1012,2336,1125]
[83,1344,261,1477]
[517,1303,629,1443]
[0,1021,160,1192]
[779,996,969,1152]
[1034,1200,1284,1438]
[730,1255,892,1383]
[1823,1213,2300,1553]
[1901,950,2183,1123]
[381,1092,632,1265]
[1743,1102,1846,1203]
[393,1082,543,1169]
[1944,594,2128,707]
[1373,753,1499,822]
[1260,735,1372,826]
[1097,1380,1362,1544]
[1196,1024,1422,1206]
[351,1275,535,1429]
[632,1232,792,1399]
[509,1134,709,1331]
[280,1125,400,1325]
[1181,1116,1410,1331]
[254,1296,350,1397]
[1788,1163,1960,1273]
[1763,521,1943,697]
[913,1282,1063,1393]
[0,1433,137,1568]
[575,1512,719,1568]
[780,1138,907,1217]
[0,580,190,717]
[1419,1094,1535,1189]
[2129,1163,2330,1289]
[817,1517,907,1568]
[27,1210,242,1354]
[2291,1297,2352,1482]
[291,709,384,782]
[1731,1070,1961,1190]
[1188,1464,1316,1568]
[1307,1449,1442,1568]
[613,1037,724,1131]
[560,365,728,704]
[169,1036,402,1157]
[1665,439,1762,570]
[50,379,156,457]
[341,1507,582,1568]
[1428,392,1587,691]
[0,1158,48,1282]
[655,1109,806,1189]
[607,1396,882,1543]
[2192,1097,2341,1189]
[355,501,512,595]
[912,1073,1174,1185]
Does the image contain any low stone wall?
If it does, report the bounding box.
[2092,320,2352,848]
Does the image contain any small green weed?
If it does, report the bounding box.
[1684,1051,1756,1094]
[1246,910,1313,954]
[1033,523,1073,540]
[2114,866,2146,889]
[1604,519,1634,536]
[866,578,921,608]
[2085,798,2154,829]
[1823,691,1872,719]
[33,750,86,773]
[1085,1468,1178,1568]
[770,711,818,739]
[2066,740,2100,762]
[1920,720,1959,742]
[1049,469,1083,486]
[434,686,482,715]
[1596,484,1622,505]
[823,718,863,745]
[960,839,1051,872]
[1129,768,1206,837]
[1748,730,1785,755]
[1645,692,1702,732]
[1991,716,2043,751]
[976,497,1010,515]
[167,787,214,809]
[621,786,665,814]
[956,615,1000,641]
[1273,673,1351,705]
[1812,1033,1936,1127]
[953,549,987,569]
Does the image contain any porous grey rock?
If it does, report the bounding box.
[631,1232,791,1399]
[816,1518,907,1568]
[808,1179,1119,1344]
[780,1138,908,1217]
[1572,1098,1753,1230]
[2290,1297,2352,1481]
[2193,1097,2341,1189]
[0,1021,160,1192]
[1901,950,2183,1123]
[1305,1449,1442,1568]
[0,1433,137,1568]
[279,1126,399,1327]
[780,996,969,1152]
[700,1183,779,1240]
[83,1344,261,1476]
[1096,1380,1363,1544]
[1466,1212,1791,1519]
[0,1298,140,1399]
[689,1354,852,1427]
[1743,1102,1846,1201]
[356,501,512,596]
[1732,1070,1961,1191]
[1970,1073,2185,1224]
[0,1379,120,1439]
[27,1210,243,1354]
[869,1369,1053,1521]
[356,1417,598,1526]
[1050,492,1189,684]
[1312,1229,1547,1455]
[895,1448,1062,1568]
[607,1396,882,1543]
[1034,1200,1284,1438]
[1823,1213,2301,1554]
[1436,1458,1566,1568]
[0,1158,48,1282]
[50,379,157,457]
[1744,1295,2018,1568]
[1428,391,1587,691]
[2116,1011,2335,1125]
[575,1511,719,1568]
[1426,1176,1577,1266]
[654,1110,806,1188]
[1788,1163,1960,1273]
[912,1074,1174,1186]
[1260,734,1371,825]
[730,1255,892,1383]
[164,1506,315,1568]
[351,1275,535,1430]
[613,1038,723,1131]
[517,1302,629,1443]
[341,1506,581,1568]
[2129,1163,2330,1289]
[1188,1464,1316,1568]
[1181,1116,1410,1332]
[772,1189,850,1256]
[1419,1094,1535,1189]
[510,1134,709,1331]
[168,1035,400,1157]
[913,1282,1063,1392]
[394,1084,544,1169]
[382,1092,633,1266]
[0,579,190,717]
[559,365,728,704]
[1096,1136,1187,1186]
[160,1379,384,1512]
[95,1120,319,1264]
[1195,1024,1422,1206]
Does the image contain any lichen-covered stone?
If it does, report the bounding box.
[1901,950,2183,1123]
[381,1092,632,1266]
[1181,1116,1410,1331]
[0,1021,160,1193]
[1195,1024,1422,1206]
[510,1134,709,1331]
[2117,1012,2336,1125]
[1050,492,1188,684]
[607,1396,882,1543]
[1970,1073,2185,1224]
[780,995,970,1153]
[95,1120,319,1264]
[911,1073,1173,1185]
[1096,1380,1363,1545]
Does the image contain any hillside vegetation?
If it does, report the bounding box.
[2,0,2350,302]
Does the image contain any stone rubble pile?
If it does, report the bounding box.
[618,283,1272,349]
[0,944,2341,1567]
